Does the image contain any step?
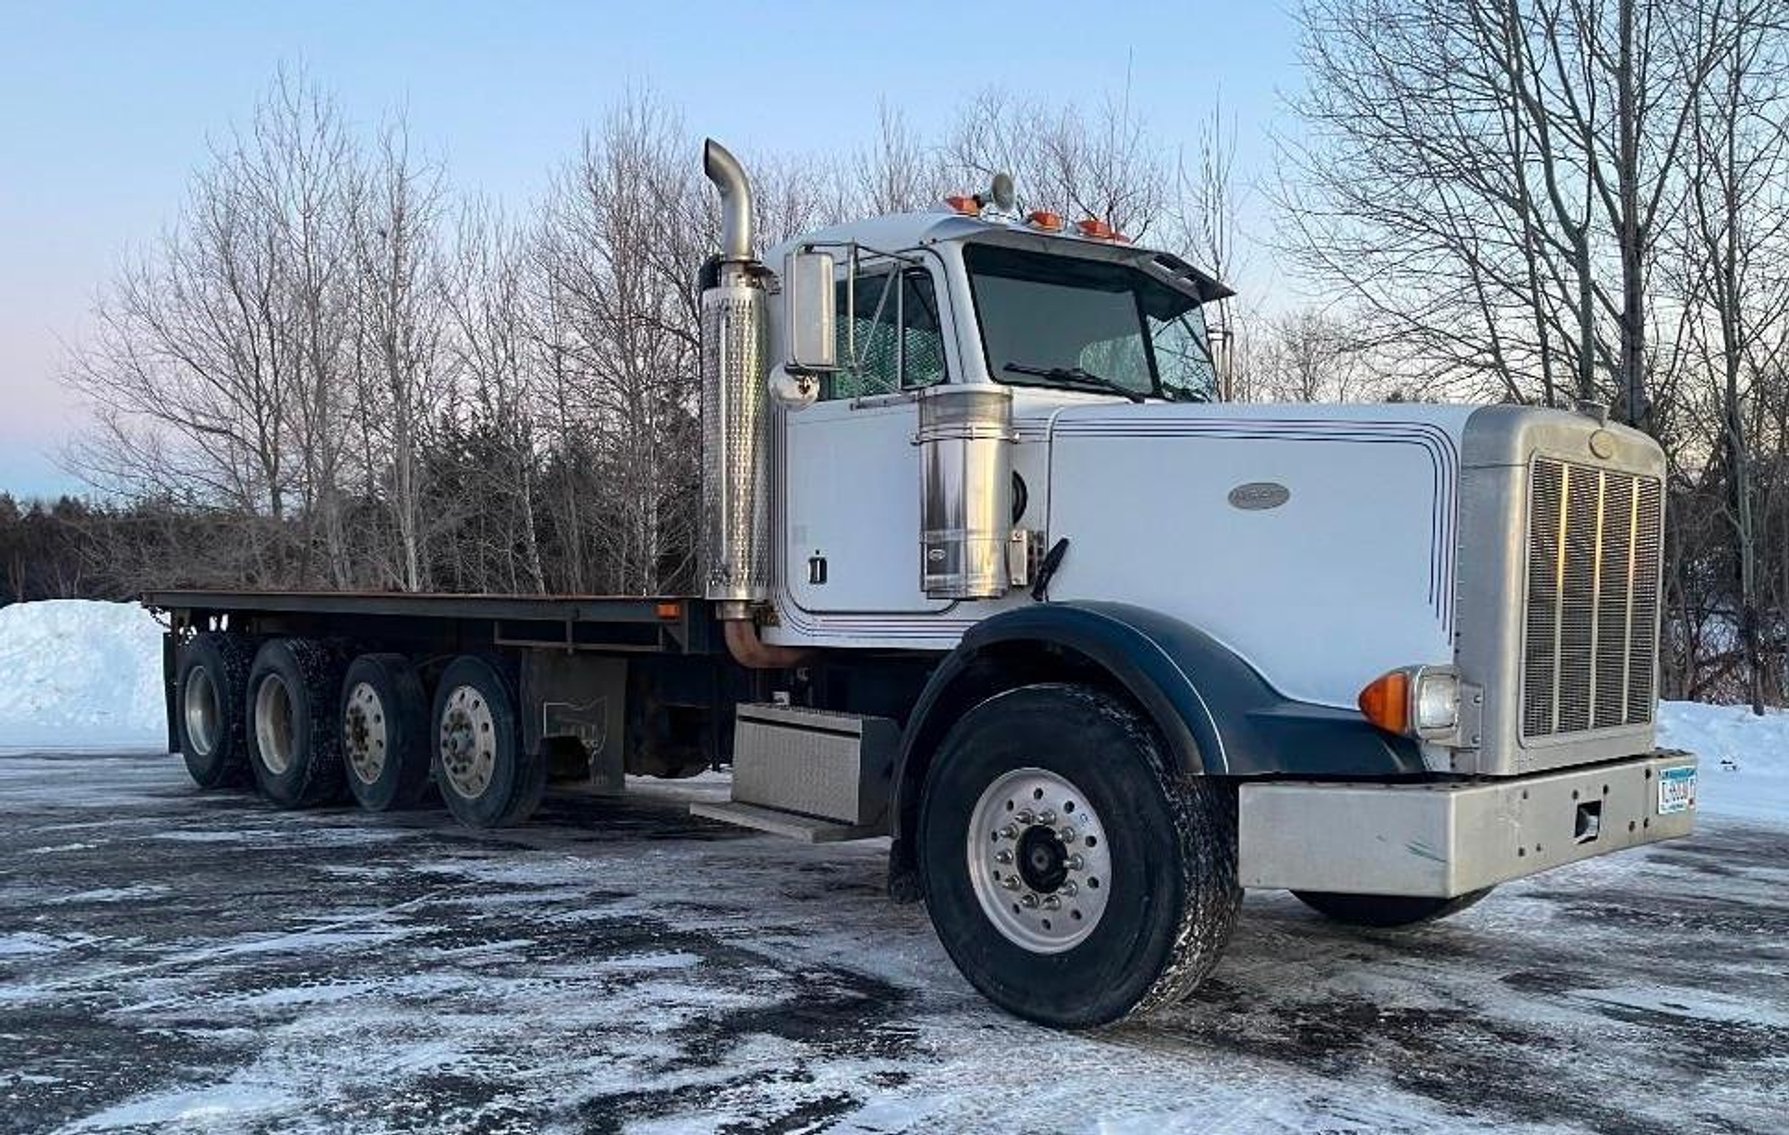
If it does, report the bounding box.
[689,800,885,843]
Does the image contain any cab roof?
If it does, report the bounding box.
[765,209,1235,304]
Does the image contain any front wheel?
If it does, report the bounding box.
[1292,887,1494,928]
[918,683,1240,1029]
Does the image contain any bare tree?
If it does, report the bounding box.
[1261,307,1367,402]
[64,69,361,584]
[1281,0,1738,416]
[347,115,449,592]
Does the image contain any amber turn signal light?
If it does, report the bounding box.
[945,194,980,216]
[1358,669,1411,735]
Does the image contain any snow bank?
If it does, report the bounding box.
[0,600,167,750]
[1658,699,1788,824]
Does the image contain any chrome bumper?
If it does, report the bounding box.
[1237,751,1697,898]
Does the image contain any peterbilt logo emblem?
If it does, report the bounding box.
[1227,482,1291,511]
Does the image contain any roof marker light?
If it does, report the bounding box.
[1074,217,1128,242]
[1027,210,1063,232]
[945,194,981,216]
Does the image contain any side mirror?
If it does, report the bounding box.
[783,251,837,373]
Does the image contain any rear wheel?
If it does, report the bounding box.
[918,683,1241,1028]
[1293,887,1494,928]
[431,656,544,829]
[175,632,255,788]
[245,638,347,809]
[340,654,431,812]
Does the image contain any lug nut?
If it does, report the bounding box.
[995,850,1013,865]
[1060,881,1078,897]
[1016,809,1035,825]
[1059,827,1077,843]
[1037,809,1056,825]
[1066,854,1085,871]
[1000,824,1019,840]
[1001,875,1020,891]
[1042,895,1061,911]
[1020,893,1039,909]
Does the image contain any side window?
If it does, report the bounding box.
[901,271,947,389]
[827,269,948,399]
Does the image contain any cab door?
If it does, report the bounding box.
[782,264,953,616]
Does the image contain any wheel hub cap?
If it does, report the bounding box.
[252,675,297,775]
[438,686,496,799]
[343,681,388,786]
[183,666,220,757]
[966,767,1111,953]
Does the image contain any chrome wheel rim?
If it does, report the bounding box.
[439,685,496,800]
[184,666,220,757]
[253,674,297,775]
[343,681,388,786]
[966,767,1111,954]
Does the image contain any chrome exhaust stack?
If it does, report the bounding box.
[700,139,808,668]
[700,139,770,609]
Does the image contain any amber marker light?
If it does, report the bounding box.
[655,601,682,619]
[1027,210,1063,231]
[1358,669,1412,735]
[945,194,980,216]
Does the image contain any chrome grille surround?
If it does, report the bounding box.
[1520,456,1663,741]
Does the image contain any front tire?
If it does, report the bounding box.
[431,656,544,829]
[175,632,255,788]
[245,638,348,809]
[1293,887,1494,928]
[918,683,1240,1028]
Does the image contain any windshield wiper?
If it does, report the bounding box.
[1002,362,1146,403]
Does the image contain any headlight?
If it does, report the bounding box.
[1413,669,1460,733]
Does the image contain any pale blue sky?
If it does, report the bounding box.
[0,0,1300,499]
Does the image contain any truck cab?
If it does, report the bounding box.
[693,138,1695,1023]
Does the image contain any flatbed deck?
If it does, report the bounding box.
[142,590,719,655]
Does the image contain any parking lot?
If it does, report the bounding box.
[3,750,1785,1134]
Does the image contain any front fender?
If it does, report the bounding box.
[884,601,1425,900]
[901,599,1423,790]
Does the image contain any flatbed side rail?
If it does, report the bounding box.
[142,590,719,655]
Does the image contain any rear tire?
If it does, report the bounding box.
[245,638,348,809]
[431,656,544,829]
[340,654,431,812]
[175,632,255,788]
[1293,887,1494,928]
[918,683,1240,1028]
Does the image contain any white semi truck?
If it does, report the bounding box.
[149,140,1697,1028]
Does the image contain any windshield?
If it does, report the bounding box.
[964,243,1218,401]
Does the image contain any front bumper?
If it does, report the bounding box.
[1237,751,1697,897]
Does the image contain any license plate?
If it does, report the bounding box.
[1658,765,1697,814]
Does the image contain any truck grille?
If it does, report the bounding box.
[1522,457,1662,739]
